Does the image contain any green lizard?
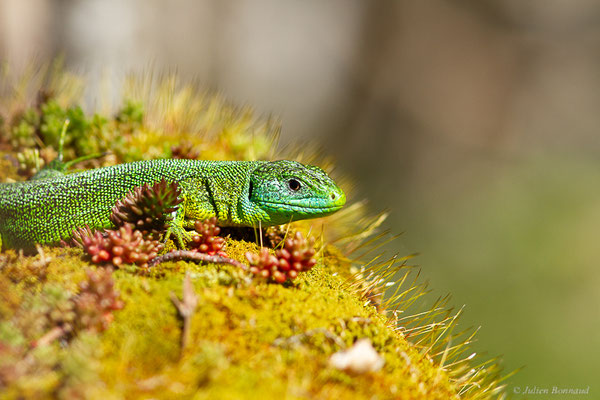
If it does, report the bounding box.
[0,158,346,251]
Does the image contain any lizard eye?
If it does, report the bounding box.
[288,179,301,191]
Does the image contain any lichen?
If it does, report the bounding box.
[0,67,507,399]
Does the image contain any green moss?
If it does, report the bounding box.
[0,239,466,399]
[10,108,39,149]
[117,99,144,127]
[0,68,506,399]
[90,245,455,398]
[0,158,18,182]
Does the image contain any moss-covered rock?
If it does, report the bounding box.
[0,67,507,399]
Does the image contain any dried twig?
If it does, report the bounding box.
[170,274,198,357]
[32,326,66,348]
[149,250,248,270]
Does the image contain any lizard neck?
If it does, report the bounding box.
[234,168,270,226]
[180,160,269,226]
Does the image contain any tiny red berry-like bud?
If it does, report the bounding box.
[268,255,279,267]
[279,259,290,271]
[292,250,302,262]
[278,248,291,260]
[273,271,287,283]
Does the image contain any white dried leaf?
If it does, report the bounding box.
[329,338,385,374]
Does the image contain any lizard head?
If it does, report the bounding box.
[249,160,346,225]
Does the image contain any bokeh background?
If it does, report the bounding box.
[2,0,599,394]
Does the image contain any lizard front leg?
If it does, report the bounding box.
[163,194,219,249]
[163,206,193,249]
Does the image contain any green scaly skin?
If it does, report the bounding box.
[0,159,346,251]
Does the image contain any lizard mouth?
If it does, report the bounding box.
[256,200,345,214]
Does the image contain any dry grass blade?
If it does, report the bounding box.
[337,219,508,399]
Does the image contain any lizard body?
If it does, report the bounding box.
[0,159,345,251]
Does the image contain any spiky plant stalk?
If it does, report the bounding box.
[110,179,182,240]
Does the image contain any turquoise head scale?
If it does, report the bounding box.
[248,160,346,225]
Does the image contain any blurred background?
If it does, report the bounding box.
[2,0,599,394]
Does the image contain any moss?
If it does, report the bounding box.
[92,246,456,398]
[0,239,467,399]
[0,68,506,399]
[0,157,18,182]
